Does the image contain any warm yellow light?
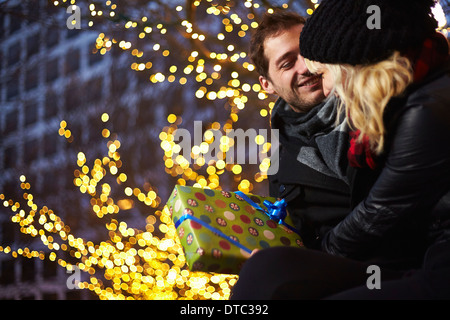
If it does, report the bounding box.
[101,113,110,122]
[167,114,177,123]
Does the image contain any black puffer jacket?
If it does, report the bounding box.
[322,60,450,270]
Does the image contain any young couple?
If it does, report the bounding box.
[232,0,450,299]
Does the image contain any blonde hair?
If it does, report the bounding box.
[306,52,414,154]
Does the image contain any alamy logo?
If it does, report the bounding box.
[172,121,280,175]
[66,265,81,289]
[66,5,81,29]
[366,264,381,290]
[366,5,381,30]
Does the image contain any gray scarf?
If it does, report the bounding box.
[271,95,349,184]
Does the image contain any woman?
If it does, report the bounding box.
[231,0,450,299]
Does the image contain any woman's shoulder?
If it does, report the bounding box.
[406,59,450,107]
[382,65,450,160]
[401,62,450,126]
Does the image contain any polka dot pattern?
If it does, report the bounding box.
[195,192,206,201]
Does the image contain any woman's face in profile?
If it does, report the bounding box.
[320,68,335,97]
[304,59,335,97]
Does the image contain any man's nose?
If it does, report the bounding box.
[295,54,309,75]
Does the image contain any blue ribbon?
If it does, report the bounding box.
[235,191,301,235]
[174,214,252,254]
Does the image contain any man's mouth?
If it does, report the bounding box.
[298,74,322,87]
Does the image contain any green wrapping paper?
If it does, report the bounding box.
[167,185,304,274]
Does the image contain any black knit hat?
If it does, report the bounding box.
[299,0,438,65]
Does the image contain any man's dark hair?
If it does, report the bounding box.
[249,11,306,79]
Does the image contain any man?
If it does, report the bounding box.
[231,10,364,301]
[249,11,350,248]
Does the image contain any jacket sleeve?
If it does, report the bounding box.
[322,95,450,259]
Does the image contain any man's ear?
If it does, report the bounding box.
[259,75,276,95]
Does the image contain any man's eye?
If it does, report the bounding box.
[281,61,294,69]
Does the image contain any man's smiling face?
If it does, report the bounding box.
[260,24,326,113]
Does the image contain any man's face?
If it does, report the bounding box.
[260,24,326,113]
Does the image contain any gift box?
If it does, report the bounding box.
[167,185,304,274]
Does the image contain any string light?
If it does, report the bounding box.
[1,115,238,300]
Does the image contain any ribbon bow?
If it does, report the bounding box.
[263,199,287,224]
[235,192,300,235]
